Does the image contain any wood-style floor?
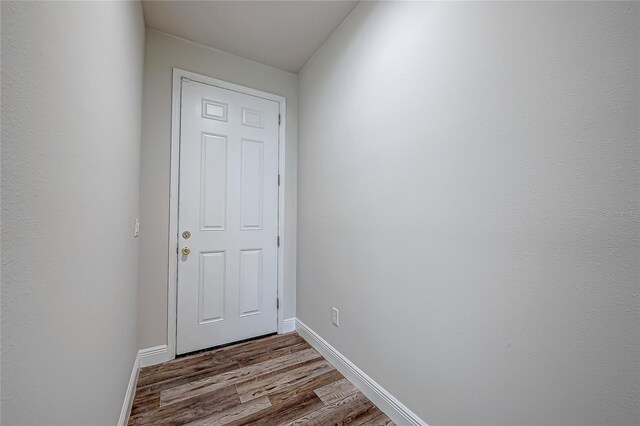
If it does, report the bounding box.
[128,332,395,426]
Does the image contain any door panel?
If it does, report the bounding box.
[241,139,264,230]
[177,79,279,355]
[200,134,227,230]
[239,249,263,316]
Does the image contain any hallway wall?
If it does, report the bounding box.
[138,29,298,350]
[1,1,145,424]
[297,2,640,425]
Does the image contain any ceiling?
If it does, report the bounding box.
[142,1,359,73]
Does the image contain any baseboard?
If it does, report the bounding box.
[139,345,170,368]
[295,318,428,426]
[118,345,170,425]
[118,352,140,426]
[282,317,296,333]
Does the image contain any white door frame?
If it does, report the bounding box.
[168,68,287,359]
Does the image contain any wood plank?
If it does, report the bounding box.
[225,391,325,426]
[131,385,240,426]
[230,356,324,396]
[232,341,311,367]
[268,368,344,406]
[138,355,233,388]
[128,392,160,421]
[343,404,385,425]
[138,349,229,382]
[220,333,307,360]
[237,359,334,403]
[314,377,359,405]
[283,392,376,426]
[159,347,322,406]
[135,360,240,397]
[218,333,305,359]
[359,413,396,426]
[183,396,271,426]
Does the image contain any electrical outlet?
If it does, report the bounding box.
[134,218,140,237]
[331,307,339,327]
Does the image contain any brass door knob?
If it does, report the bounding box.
[182,247,191,256]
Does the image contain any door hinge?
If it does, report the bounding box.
[277,236,280,247]
[277,298,280,309]
[278,114,281,126]
[278,174,281,186]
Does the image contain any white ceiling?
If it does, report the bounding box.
[142,1,359,73]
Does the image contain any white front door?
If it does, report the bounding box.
[176,78,280,355]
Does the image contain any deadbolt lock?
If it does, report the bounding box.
[182,231,191,239]
[181,247,191,256]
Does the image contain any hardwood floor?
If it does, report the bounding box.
[128,333,395,426]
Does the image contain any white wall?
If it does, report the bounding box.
[298,2,639,425]
[1,1,145,424]
[138,29,297,349]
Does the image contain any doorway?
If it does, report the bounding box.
[169,69,286,356]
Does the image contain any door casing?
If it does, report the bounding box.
[168,68,287,360]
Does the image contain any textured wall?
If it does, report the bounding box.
[138,30,298,349]
[1,1,145,424]
[297,2,640,424]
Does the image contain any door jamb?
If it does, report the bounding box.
[168,68,287,360]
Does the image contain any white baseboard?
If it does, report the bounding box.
[282,317,296,333]
[118,353,140,426]
[139,345,170,368]
[295,318,428,426]
[118,345,170,425]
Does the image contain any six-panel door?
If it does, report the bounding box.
[177,79,279,355]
